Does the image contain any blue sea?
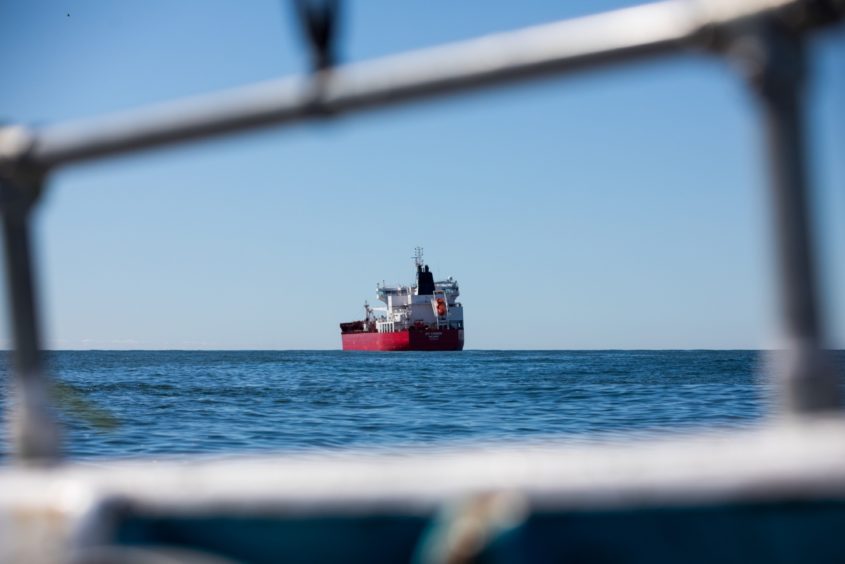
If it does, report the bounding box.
[1,350,836,460]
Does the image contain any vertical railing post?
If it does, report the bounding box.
[732,21,840,414]
[0,131,60,464]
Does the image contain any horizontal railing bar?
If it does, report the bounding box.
[2,0,819,171]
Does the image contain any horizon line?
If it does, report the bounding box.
[2,348,837,353]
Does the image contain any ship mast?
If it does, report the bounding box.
[412,246,424,270]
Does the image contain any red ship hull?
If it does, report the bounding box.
[341,328,464,351]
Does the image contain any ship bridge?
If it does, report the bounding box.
[434,277,460,305]
[372,256,463,332]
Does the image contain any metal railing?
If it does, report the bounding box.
[1,0,843,464]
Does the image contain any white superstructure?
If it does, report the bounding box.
[371,248,464,334]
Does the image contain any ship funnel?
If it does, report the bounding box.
[417,264,435,295]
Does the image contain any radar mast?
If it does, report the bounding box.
[413,247,424,269]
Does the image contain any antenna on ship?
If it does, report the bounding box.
[413,247,424,270]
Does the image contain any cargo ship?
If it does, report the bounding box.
[340,249,464,351]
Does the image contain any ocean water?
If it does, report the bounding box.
[0,350,833,460]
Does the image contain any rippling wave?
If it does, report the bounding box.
[1,350,838,460]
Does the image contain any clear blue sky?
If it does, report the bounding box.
[1,0,843,349]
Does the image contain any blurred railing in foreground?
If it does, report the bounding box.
[0,0,844,561]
